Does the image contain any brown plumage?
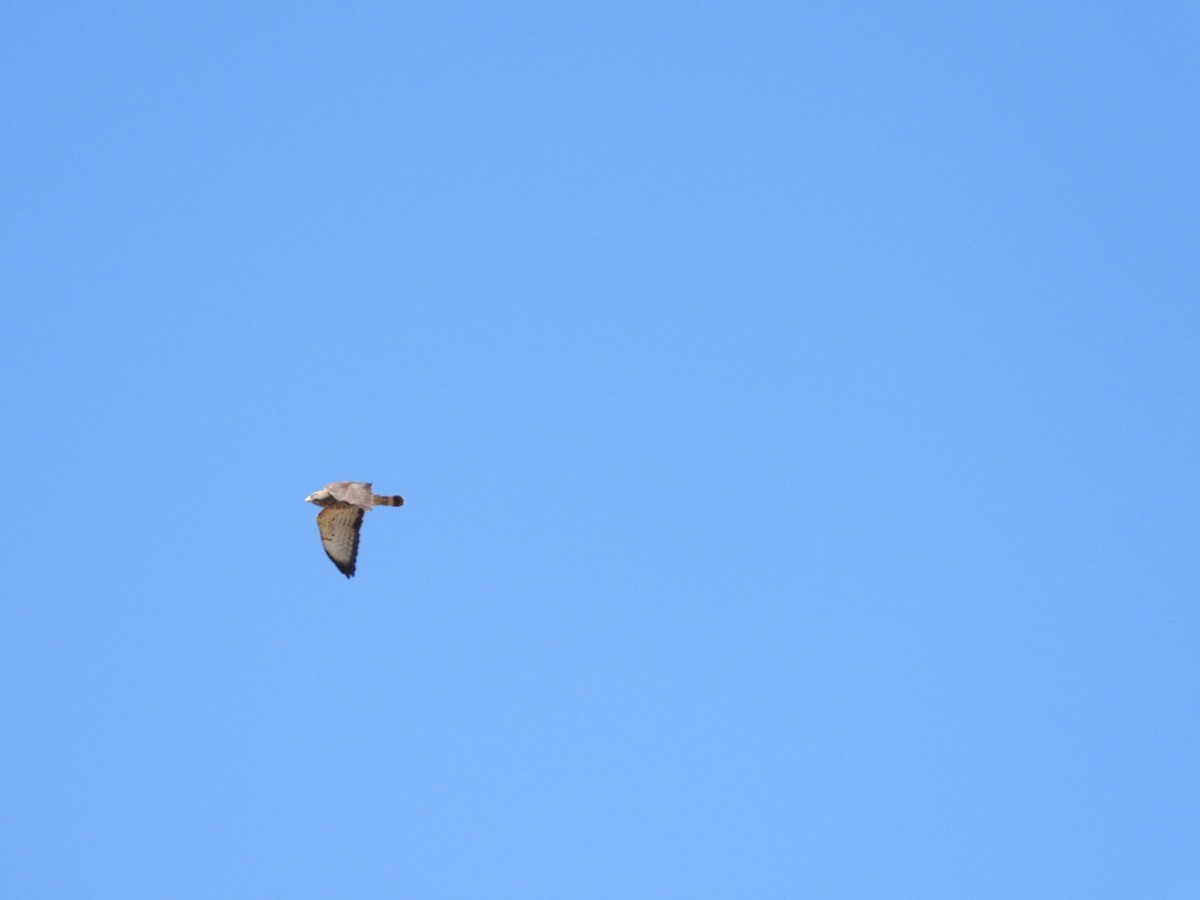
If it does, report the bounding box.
[304,481,405,577]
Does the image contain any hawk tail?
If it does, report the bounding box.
[373,494,405,507]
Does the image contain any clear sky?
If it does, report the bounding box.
[3,3,1198,897]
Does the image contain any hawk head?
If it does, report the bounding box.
[304,489,334,506]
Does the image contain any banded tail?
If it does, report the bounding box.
[373,494,405,507]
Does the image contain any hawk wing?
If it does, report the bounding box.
[326,481,374,508]
[316,506,365,577]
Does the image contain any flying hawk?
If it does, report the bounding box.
[304,481,404,577]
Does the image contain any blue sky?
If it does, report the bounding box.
[3,3,1198,896]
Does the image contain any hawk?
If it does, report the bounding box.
[304,481,404,577]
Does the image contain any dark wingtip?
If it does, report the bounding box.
[328,554,356,578]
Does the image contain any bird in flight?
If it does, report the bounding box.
[304,481,404,577]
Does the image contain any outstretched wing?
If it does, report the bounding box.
[316,506,365,577]
[326,481,373,508]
